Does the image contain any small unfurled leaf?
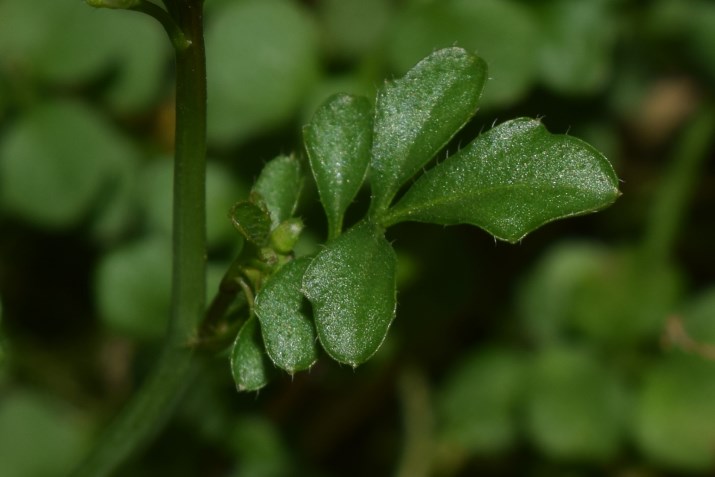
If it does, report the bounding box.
[384,118,620,243]
[230,201,271,245]
[252,155,303,228]
[304,93,372,238]
[302,221,397,366]
[255,257,317,373]
[230,317,270,392]
[369,47,487,215]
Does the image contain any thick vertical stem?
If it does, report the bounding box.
[70,2,206,476]
[172,0,206,344]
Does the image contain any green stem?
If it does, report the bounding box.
[71,2,206,476]
[130,1,190,50]
[641,107,715,264]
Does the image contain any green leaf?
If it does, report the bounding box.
[252,155,303,228]
[517,241,609,345]
[302,221,397,366]
[304,93,372,238]
[255,257,317,373]
[229,416,292,477]
[231,317,270,392]
[437,347,525,455]
[634,353,715,471]
[369,47,487,215]
[525,346,626,461]
[680,287,715,344]
[0,391,91,477]
[534,0,616,95]
[0,99,137,229]
[230,201,272,246]
[206,0,319,146]
[96,236,171,340]
[318,0,393,59]
[0,0,168,113]
[384,118,620,243]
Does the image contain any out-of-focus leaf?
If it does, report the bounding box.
[387,0,539,108]
[0,0,168,113]
[231,317,270,392]
[0,391,90,477]
[230,416,291,477]
[96,236,171,340]
[0,99,136,228]
[568,250,683,346]
[634,353,715,471]
[255,257,317,373]
[302,221,396,366]
[437,347,525,455]
[252,155,303,228]
[318,0,392,59]
[517,242,609,344]
[680,287,715,344]
[534,0,616,95]
[384,118,620,243]
[525,346,626,461]
[304,93,372,237]
[206,0,319,146]
[370,47,487,215]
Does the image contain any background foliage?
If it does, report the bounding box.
[0,0,714,476]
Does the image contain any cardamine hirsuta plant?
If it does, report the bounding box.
[75,1,619,476]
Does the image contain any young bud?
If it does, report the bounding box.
[269,218,304,254]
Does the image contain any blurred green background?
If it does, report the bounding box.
[1,0,715,476]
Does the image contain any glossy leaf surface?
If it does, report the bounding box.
[255,257,317,373]
[369,47,487,214]
[304,93,372,238]
[385,118,620,243]
[302,221,397,366]
[252,155,303,228]
[231,317,270,392]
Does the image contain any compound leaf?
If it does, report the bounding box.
[304,93,372,238]
[369,47,487,215]
[302,221,397,366]
[255,257,318,374]
[385,118,620,243]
